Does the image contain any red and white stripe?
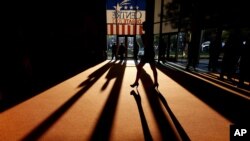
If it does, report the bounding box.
[107,24,143,35]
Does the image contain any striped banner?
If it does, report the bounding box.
[107,24,143,35]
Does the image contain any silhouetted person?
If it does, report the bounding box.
[111,42,117,60]
[130,21,158,88]
[219,29,242,82]
[185,39,198,71]
[133,40,139,61]
[238,35,250,88]
[118,43,125,60]
[158,37,166,63]
[208,32,221,72]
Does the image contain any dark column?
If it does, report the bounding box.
[146,0,155,52]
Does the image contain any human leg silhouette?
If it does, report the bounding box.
[131,61,158,88]
[130,62,145,88]
[149,62,159,88]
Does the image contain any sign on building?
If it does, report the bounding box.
[106,0,146,35]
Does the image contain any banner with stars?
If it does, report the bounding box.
[106,0,146,35]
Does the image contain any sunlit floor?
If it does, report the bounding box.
[0,60,249,141]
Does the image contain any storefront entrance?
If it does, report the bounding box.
[117,36,136,59]
[107,35,138,60]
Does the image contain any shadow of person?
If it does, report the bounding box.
[78,61,113,88]
[130,89,153,141]
[21,61,113,141]
[101,60,124,91]
[139,69,181,141]
[156,90,191,141]
[131,88,190,141]
[89,60,126,141]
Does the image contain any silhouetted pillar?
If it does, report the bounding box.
[146,0,155,53]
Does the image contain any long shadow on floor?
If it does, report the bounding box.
[0,60,104,112]
[156,90,191,141]
[167,62,249,94]
[89,60,126,141]
[156,63,250,125]
[21,61,113,141]
[130,89,153,141]
[196,72,250,93]
[138,69,185,141]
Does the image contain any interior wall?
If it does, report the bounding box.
[1,2,107,108]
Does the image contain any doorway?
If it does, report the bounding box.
[117,35,136,59]
[106,35,141,60]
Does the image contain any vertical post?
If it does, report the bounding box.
[146,0,155,55]
[115,0,119,50]
[158,0,164,62]
[175,1,182,61]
